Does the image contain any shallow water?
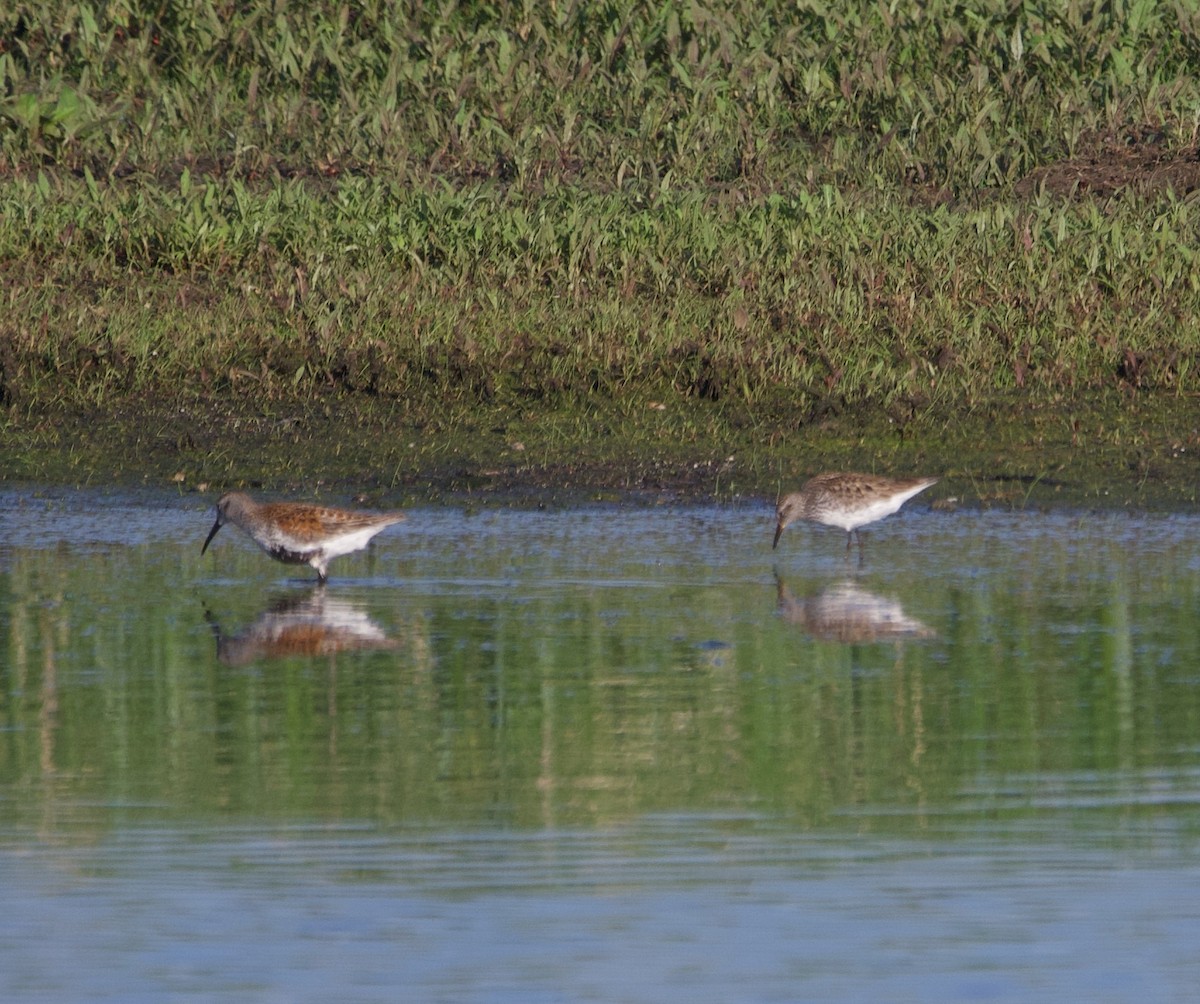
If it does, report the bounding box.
[3,487,1200,1001]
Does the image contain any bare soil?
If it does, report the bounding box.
[1015,128,1200,198]
[5,385,1200,513]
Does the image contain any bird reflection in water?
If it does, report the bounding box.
[205,587,401,666]
[774,572,935,644]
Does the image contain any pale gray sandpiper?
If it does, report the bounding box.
[773,473,938,552]
[201,491,405,583]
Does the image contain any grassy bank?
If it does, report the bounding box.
[4,1,1200,499]
[6,173,1200,411]
[5,0,1198,188]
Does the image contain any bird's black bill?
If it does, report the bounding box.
[201,519,223,555]
[772,524,783,550]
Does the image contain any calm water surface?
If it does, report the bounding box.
[3,487,1200,1001]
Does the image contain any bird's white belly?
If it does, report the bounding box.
[313,526,388,560]
[823,497,906,531]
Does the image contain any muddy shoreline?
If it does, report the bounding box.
[4,390,1199,511]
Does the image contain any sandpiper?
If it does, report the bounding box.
[201,491,405,583]
[773,473,937,552]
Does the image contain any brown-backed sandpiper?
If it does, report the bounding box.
[201,492,405,583]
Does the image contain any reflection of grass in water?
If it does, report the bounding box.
[5,504,1200,834]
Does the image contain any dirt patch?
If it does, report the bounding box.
[1015,128,1200,198]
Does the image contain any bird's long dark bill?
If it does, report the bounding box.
[201,519,223,555]
[772,523,784,550]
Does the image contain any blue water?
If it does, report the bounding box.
[5,821,1199,1002]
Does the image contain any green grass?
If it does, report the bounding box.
[4,0,1200,492]
[5,172,1200,414]
[5,0,1197,188]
